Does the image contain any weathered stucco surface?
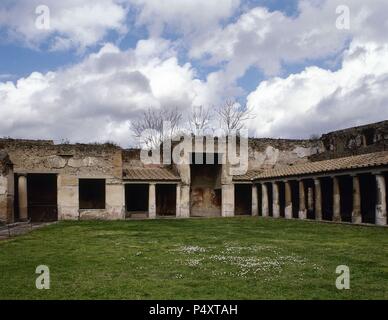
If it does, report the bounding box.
[0,151,14,223]
[0,140,123,221]
[0,120,387,222]
[248,138,323,170]
[312,120,388,161]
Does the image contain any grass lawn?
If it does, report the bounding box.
[0,217,387,300]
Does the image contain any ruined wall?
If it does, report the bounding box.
[0,139,124,221]
[311,120,388,161]
[248,138,323,170]
[0,151,14,223]
[1,120,386,221]
[122,149,144,169]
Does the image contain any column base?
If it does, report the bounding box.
[285,206,292,219]
[333,215,342,223]
[298,209,307,220]
[376,205,387,225]
[272,205,280,218]
[376,216,387,226]
[352,212,362,224]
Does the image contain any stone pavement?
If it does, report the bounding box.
[0,222,56,240]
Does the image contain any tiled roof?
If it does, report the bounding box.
[123,167,180,181]
[233,170,262,182]
[254,151,388,180]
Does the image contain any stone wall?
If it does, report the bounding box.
[0,151,14,223]
[1,120,386,221]
[311,120,388,161]
[0,139,124,221]
[122,149,144,169]
[248,138,323,170]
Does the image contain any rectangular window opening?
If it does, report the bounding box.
[79,179,106,209]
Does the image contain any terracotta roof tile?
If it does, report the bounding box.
[233,170,262,181]
[123,167,180,181]
[254,151,388,180]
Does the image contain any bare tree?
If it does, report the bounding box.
[216,100,255,134]
[188,105,213,136]
[131,107,182,149]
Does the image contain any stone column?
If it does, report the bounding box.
[261,183,269,217]
[18,174,28,221]
[352,175,362,224]
[176,184,181,217]
[298,180,307,220]
[180,185,190,218]
[333,176,341,222]
[272,182,280,218]
[314,178,322,221]
[222,184,235,217]
[375,174,387,226]
[148,183,156,219]
[284,181,293,219]
[251,184,259,216]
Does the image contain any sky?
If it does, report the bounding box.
[0,0,388,147]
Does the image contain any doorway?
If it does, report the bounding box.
[27,174,58,222]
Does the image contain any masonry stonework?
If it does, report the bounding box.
[0,120,387,226]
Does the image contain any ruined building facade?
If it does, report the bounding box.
[0,120,387,226]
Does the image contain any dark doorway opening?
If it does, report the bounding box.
[27,174,58,222]
[267,183,273,217]
[125,184,149,216]
[339,176,352,222]
[359,174,376,223]
[257,184,262,216]
[79,179,105,209]
[190,153,222,217]
[321,177,333,221]
[156,184,176,216]
[13,174,19,221]
[279,182,285,218]
[235,184,252,215]
[290,181,299,219]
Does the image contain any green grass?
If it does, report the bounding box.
[0,217,387,300]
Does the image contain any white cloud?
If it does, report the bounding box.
[0,38,209,146]
[129,0,240,37]
[189,0,388,87]
[0,0,241,51]
[0,0,128,51]
[246,41,388,138]
[1,0,388,143]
